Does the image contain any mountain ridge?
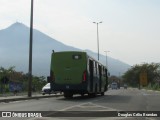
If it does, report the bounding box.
[0,22,130,76]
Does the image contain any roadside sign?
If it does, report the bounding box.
[139,71,148,86]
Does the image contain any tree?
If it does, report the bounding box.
[0,66,47,93]
[122,63,160,87]
[32,76,47,92]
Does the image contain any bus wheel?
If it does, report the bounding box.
[95,84,97,96]
[81,94,84,97]
[101,92,104,96]
[88,93,96,98]
[64,92,73,98]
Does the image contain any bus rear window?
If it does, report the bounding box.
[72,55,82,60]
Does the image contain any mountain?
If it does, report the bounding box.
[0,22,130,76]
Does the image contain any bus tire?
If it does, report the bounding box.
[81,94,84,97]
[101,92,104,96]
[64,92,73,98]
[88,93,96,98]
[95,84,97,96]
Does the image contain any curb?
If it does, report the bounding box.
[141,89,160,93]
[0,94,63,103]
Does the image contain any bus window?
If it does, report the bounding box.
[72,55,81,60]
[97,63,99,75]
[102,67,105,77]
[95,62,97,74]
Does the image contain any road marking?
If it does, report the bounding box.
[59,102,118,111]
[79,102,118,111]
[59,102,90,111]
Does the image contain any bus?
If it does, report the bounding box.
[48,51,108,98]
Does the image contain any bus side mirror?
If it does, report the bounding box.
[108,72,110,77]
[47,76,51,83]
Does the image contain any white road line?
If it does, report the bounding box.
[82,102,118,111]
[59,102,119,111]
[58,102,90,111]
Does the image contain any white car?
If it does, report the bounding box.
[111,82,118,89]
[42,83,62,95]
[42,83,52,95]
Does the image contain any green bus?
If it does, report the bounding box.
[48,51,108,98]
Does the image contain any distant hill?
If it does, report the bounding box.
[0,22,130,76]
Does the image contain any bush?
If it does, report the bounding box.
[147,83,152,89]
[152,83,159,90]
[146,83,160,90]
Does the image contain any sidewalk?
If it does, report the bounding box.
[0,92,62,103]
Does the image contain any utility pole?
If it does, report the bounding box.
[93,21,102,61]
[28,0,34,97]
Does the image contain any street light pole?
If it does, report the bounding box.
[93,21,102,61]
[28,0,34,97]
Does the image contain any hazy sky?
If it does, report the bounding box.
[0,0,160,65]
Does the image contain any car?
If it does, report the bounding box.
[42,83,62,95]
[42,83,52,95]
[111,82,118,89]
[124,84,127,89]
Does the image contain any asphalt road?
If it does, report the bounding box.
[0,88,160,120]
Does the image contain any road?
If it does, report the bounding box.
[0,88,160,120]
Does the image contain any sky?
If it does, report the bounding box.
[0,0,160,65]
